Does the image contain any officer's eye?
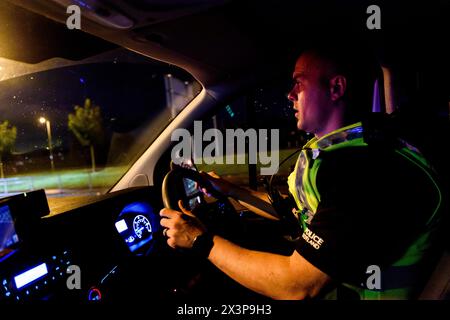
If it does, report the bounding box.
[293,77,304,86]
[291,80,303,91]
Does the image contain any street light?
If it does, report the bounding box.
[38,117,55,172]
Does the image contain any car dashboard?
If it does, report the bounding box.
[0,186,292,303]
[0,187,187,302]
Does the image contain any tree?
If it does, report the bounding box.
[68,98,104,172]
[0,120,17,179]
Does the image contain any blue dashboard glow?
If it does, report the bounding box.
[121,202,155,215]
[14,263,48,289]
[115,219,128,233]
[117,202,160,253]
[129,236,152,252]
[0,204,19,251]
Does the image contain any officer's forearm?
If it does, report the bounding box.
[208,236,307,299]
[228,186,279,220]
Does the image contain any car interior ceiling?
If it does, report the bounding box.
[6,0,449,86]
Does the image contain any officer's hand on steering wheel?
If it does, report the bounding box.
[159,200,206,249]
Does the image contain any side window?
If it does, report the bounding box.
[196,81,309,194]
[195,96,251,187]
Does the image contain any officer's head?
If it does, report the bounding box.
[287,45,378,137]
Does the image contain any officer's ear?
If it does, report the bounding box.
[329,75,347,101]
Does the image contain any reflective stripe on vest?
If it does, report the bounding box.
[288,122,366,219]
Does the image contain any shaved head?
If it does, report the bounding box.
[288,46,379,136]
[298,46,379,121]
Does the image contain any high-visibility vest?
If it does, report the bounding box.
[287,122,442,299]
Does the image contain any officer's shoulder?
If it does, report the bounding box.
[319,146,373,168]
[318,143,409,182]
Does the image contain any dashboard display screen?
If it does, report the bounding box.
[0,205,19,252]
[183,178,197,196]
[14,263,48,289]
[182,178,202,210]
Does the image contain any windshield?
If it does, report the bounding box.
[0,45,201,199]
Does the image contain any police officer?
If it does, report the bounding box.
[160,47,443,299]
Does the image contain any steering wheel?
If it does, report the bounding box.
[161,166,238,231]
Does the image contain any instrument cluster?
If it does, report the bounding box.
[114,202,161,255]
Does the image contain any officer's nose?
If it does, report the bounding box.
[287,88,297,102]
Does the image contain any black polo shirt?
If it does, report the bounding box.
[293,145,441,286]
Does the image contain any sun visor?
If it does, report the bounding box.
[0,1,116,64]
